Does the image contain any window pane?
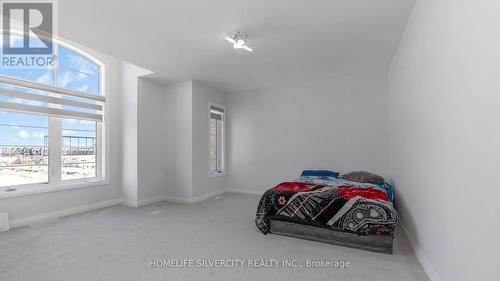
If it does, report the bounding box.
[0,33,54,85]
[216,119,223,171]
[0,112,48,187]
[57,46,99,95]
[209,113,223,174]
[209,118,217,172]
[61,119,96,180]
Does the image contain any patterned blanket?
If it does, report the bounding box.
[255,179,398,236]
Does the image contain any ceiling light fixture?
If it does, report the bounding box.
[224,31,252,52]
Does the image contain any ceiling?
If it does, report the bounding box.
[59,0,415,93]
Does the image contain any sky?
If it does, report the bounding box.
[0,46,99,146]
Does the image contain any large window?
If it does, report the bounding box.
[209,104,225,177]
[0,44,104,189]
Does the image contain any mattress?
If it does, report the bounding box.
[255,178,398,252]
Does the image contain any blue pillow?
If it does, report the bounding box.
[300,170,339,178]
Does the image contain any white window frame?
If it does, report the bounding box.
[208,102,225,178]
[0,41,107,198]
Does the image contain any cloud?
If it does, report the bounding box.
[62,129,76,136]
[67,52,97,76]
[35,72,52,84]
[55,49,98,90]
[77,85,89,92]
[16,130,30,139]
[0,84,18,91]
[57,70,77,87]
[32,131,46,139]
[0,135,19,142]
[6,97,44,107]
[3,72,52,107]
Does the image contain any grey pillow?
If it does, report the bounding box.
[341,171,385,184]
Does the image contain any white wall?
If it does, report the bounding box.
[164,81,193,201]
[0,50,228,223]
[137,78,168,202]
[226,71,390,193]
[120,62,152,205]
[163,80,227,201]
[388,1,499,281]
[192,81,227,198]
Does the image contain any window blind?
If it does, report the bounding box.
[0,75,104,122]
[210,105,224,121]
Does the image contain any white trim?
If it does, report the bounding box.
[9,198,120,228]
[162,189,226,204]
[95,120,104,180]
[208,102,225,177]
[0,180,108,200]
[48,116,62,185]
[162,189,260,204]
[119,195,170,208]
[401,223,442,281]
[0,213,9,232]
[163,195,193,204]
[4,189,265,230]
[225,188,263,196]
[137,195,168,207]
[192,189,225,203]
[118,198,139,208]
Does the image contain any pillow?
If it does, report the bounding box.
[341,171,385,184]
[300,170,339,178]
[297,175,337,184]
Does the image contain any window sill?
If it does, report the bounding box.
[209,172,225,179]
[0,179,107,200]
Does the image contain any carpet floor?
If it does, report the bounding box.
[0,193,429,281]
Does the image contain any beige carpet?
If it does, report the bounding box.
[0,193,429,281]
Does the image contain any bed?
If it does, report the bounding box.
[255,173,397,254]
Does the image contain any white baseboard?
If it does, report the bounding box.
[120,195,169,208]
[137,188,261,205]
[119,198,139,208]
[0,213,9,232]
[137,195,168,207]
[163,195,193,204]
[192,189,226,203]
[7,188,262,230]
[10,199,121,228]
[162,189,226,204]
[401,223,442,281]
[225,188,263,196]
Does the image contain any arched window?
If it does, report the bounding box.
[0,42,105,189]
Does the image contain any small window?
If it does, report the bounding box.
[209,104,225,176]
